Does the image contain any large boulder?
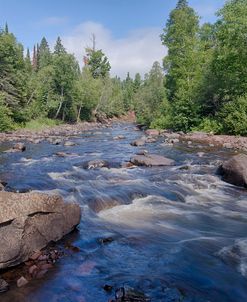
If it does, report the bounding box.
[130,153,175,167]
[218,154,247,187]
[0,192,81,269]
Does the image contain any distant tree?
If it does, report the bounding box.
[4,23,9,34]
[38,37,51,69]
[54,36,66,55]
[25,48,32,72]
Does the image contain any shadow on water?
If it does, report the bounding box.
[0,123,247,301]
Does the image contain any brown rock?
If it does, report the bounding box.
[0,192,81,269]
[13,143,26,152]
[131,139,146,147]
[30,250,42,261]
[218,154,247,187]
[145,129,160,136]
[29,265,39,277]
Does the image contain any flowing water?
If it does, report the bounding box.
[0,123,247,302]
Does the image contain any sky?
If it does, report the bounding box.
[0,0,226,78]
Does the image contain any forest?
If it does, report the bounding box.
[0,0,247,135]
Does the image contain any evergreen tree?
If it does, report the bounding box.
[85,47,111,79]
[54,36,66,55]
[4,23,9,34]
[38,37,51,69]
[25,48,32,72]
[32,45,38,70]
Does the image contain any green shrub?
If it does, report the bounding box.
[219,94,247,136]
[192,117,222,134]
[0,98,15,131]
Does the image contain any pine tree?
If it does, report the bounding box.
[176,0,188,9]
[32,45,37,70]
[4,23,9,34]
[54,37,66,55]
[38,37,51,68]
[25,48,32,72]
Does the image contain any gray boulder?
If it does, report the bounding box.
[0,192,81,269]
[218,154,247,187]
[130,153,175,167]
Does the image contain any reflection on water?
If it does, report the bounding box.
[0,123,247,301]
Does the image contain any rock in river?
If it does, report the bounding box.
[218,154,247,187]
[0,191,81,269]
[130,153,175,167]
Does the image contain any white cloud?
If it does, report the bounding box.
[61,21,166,78]
[38,17,68,27]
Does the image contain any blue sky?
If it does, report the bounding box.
[1,0,226,77]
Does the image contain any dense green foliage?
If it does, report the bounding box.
[1,0,247,135]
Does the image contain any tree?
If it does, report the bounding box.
[54,36,66,55]
[205,0,247,113]
[38,37,51,69]
[161,0,201,131]
[85,47,111,79]
[134,62,167,126]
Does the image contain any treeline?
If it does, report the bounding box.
[1,0,247,135]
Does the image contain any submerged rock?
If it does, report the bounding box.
[130,153,175,167]
[218,154,247,187]
[131,139,146,147]
[4,142,26,153]
[87,159,109,169]
[0,279,9,293]
[111,287,150,302]
[64,141,76,147]
[114,135,126,140]
[0,191,81,269]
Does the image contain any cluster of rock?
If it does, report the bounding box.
[0,122,108,144]
[0,248,62,292]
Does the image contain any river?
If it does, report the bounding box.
[0,123,247,302]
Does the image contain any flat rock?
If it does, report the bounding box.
[218,154,247,187]
[0,191,81,269]
[130,154,175,167]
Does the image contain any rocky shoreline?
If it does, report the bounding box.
[0,121,110,144]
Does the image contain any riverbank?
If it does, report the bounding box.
[139,128,247,152]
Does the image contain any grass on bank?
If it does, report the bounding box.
[22,118,63,131]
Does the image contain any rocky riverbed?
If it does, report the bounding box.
[0,122,247,301]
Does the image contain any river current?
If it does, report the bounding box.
[0,123,247,302]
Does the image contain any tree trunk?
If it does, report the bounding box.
[54,87,64,119]
[55,101,63,119]
[77,105,82,123]
[62,103,67,121]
